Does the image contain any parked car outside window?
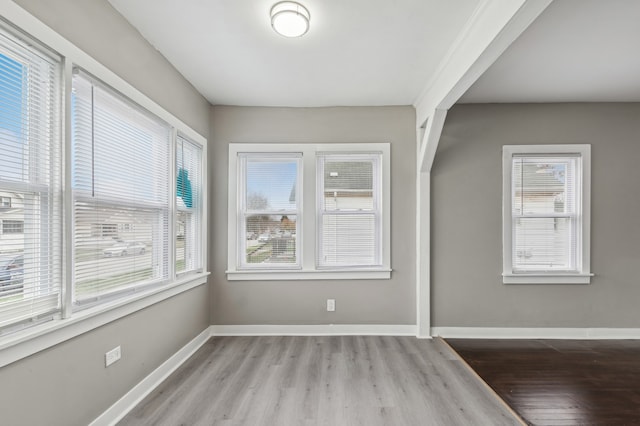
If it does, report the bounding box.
[0,254,24,294]
[103,242,146,257]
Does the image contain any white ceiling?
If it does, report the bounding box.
[460,0,640,103]
[108,0,480,107]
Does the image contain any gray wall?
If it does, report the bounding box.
[0,289,209,426]
[0,1,210,425]
[209,106,416,325]
[432,103,640,327]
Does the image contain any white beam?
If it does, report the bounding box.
[415,170,431,338]
[418,109,447,173]
[414,0,553,127]
[413,0,552,338]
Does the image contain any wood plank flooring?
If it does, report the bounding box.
[447,339,640,426]
[119,336,521,425]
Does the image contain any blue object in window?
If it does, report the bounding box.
[177,168,193,208]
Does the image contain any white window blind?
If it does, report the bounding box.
[0,26,62,331]
[176,134,202,274]
[511,155,580,272]
[317,154,382,268]
[72,69,170,306]
[238,154,301,269]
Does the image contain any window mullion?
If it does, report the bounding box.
[62,58,73,318]
[168,127,177,280]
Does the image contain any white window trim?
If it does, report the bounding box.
[502,144,592,284]
[227,143,391,281]
[0,1,208,365]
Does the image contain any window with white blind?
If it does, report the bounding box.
[0,8,208,365]
[72,69,171,306]
[502,145,591,284]
[0,26,62,331]
[228,143,390,280]
[176,135,203,274]
[317,154,381,268]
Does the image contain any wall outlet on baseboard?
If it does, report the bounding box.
[105,345,121,367]
[327,299,336,312]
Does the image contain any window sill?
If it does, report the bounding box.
[0,271,209,368]
[226,268,392,281]
[503,273,593,285]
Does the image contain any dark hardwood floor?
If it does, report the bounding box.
[120,336,521,425]
[447,338,640,426]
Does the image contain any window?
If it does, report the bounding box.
[502,145,591,284]
[228,143,390,280]
[317,154,382,268]
[0,25,62,330]
[2,220,24,234]
[71,69,171,307]
[237,154,301,270]
[0,8,207,365]
[176,135,203,274]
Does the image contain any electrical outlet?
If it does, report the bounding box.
[105,345,121,367]
[327,299,336,312]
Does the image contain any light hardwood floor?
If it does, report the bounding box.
[119,336,521,425]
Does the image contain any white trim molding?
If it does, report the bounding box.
[90,327,211,426]
[432,327,640,340]
[210,324,418,336]
[226,269,392,281]
[503,273,593,285]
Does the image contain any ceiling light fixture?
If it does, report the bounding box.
[270,1,310,38]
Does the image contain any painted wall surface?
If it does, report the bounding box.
[0,289,208,426]
[209,106,416,325]
[0,1,210,425]
[432,103,640,327]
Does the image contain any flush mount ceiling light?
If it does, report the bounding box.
[270,1,310,38]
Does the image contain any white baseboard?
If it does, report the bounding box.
[432,327,640,339]
[210,324,417,336]
[90,327,211,426]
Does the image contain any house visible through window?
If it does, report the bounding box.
[317,154,382,268]
[228,143,390,280]
[502,145,591,284]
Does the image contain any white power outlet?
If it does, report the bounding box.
[105,345,121,367]
[327,299,336,312]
